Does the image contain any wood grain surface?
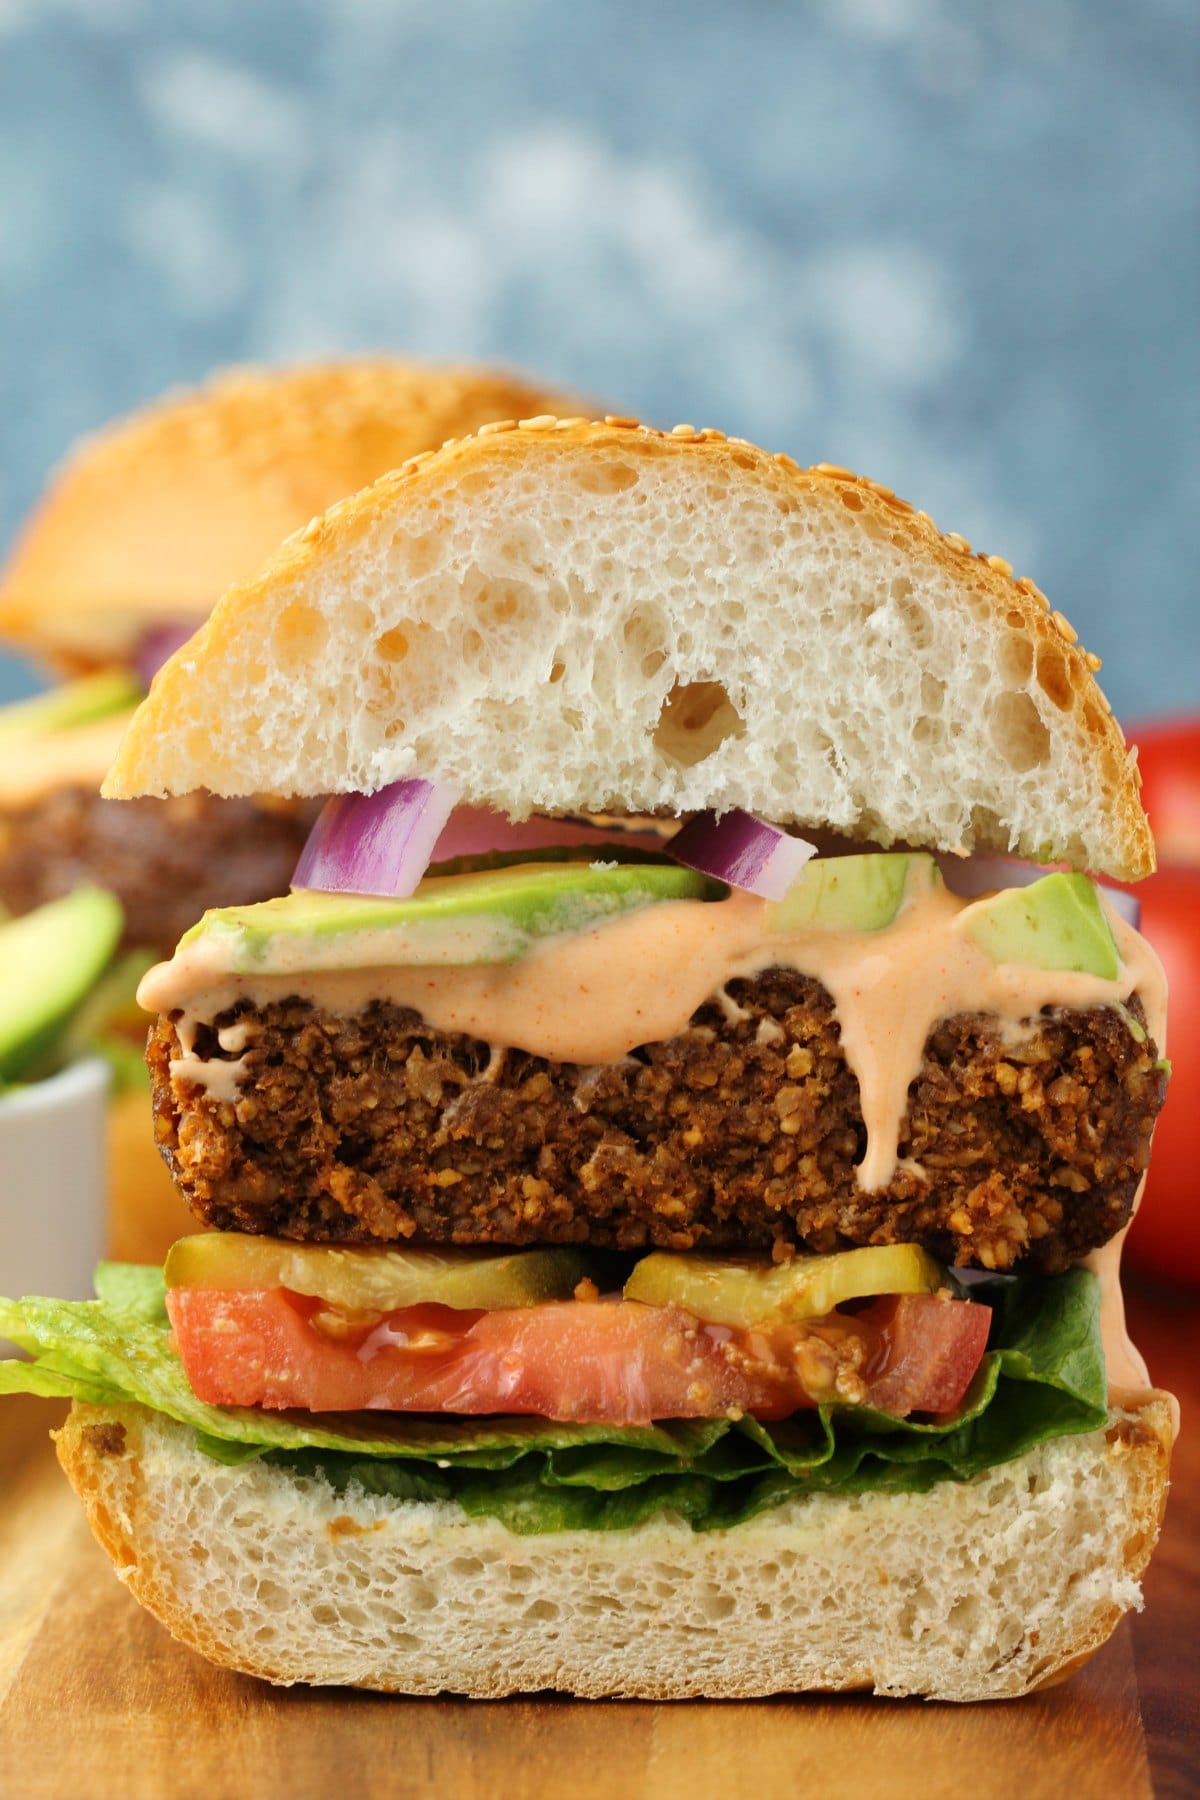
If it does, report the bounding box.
[1125,1274,1200,1799]
[0,1275,1194,1800]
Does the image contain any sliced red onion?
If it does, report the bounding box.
[292,778,461,899]
[1095,884,1141,928]
[937,855,1140,928]
[667,808,816,901]
[133,621,197,689]
[430,806,664,864]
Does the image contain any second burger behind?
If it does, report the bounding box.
[0,359,582,1255]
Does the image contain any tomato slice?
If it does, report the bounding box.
[859,1293,994,1416]
[167,1288,990,1426]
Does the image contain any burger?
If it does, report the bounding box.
[1,418,1173,1700]
[0,361,579,1255]
[0,358,584,949]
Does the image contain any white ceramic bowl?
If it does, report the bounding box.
[0,1057,109,1339]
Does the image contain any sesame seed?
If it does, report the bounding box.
[699,427,726,441]
[944,532,972,554]
[814,462,856,479]
[1085,651,1103,671]
[986,555,1014,577]
[671,423,697,437]
[774,452,801,472]
[518,414,557,430]
[604,415,640,429]
[476,419,516,436]
[555,416,589,429]
[1051,610,1079,644]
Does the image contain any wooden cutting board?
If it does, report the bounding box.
[0,1397,1160,1800]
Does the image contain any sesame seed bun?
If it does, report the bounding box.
[0,360,584,671]
[105,416,1153,881]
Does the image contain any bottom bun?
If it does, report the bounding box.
[56,1397,1171,1702]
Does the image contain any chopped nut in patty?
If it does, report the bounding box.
[146,971,1167,1271]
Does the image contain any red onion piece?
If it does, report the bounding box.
[937,855,1141,929]
[430,806,664,864]
[1098,885,1141,929]
[292,778,461,899]
[133,621,197,689]
[667,809,816,901]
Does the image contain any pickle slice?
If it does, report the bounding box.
[623,1243,947,1328]
[164,1234,596,1312]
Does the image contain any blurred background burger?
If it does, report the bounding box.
[0,358,581,1258]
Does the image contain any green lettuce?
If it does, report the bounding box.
[0,1263,1109,1535]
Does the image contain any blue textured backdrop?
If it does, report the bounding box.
[0,0,1196,720]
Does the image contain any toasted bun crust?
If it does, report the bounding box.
[0,361,582,670]
[57,1397,1171,1701]
[104,419,1152,880]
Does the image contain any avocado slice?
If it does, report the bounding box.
[961,872,1120,979]
[0,886,124,1082]
[765,852,939,934]
[182,861,723,970]
[60,948,156,1045]
[0,670,143,745]
[624,1244,948,1328]
[164,1234,597,1312]
[57,948,157,1094]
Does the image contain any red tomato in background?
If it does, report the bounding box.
[1123,867,1200,1285]
[1129,717,1200,865]
[1120,716,1200,1286]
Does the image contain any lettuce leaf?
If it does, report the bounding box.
[0,1263,1109,1534]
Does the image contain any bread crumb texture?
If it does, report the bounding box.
[57,1396,1170,1701]
[105,421,1152,880]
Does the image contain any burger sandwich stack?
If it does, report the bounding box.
[0,418,1174,1701]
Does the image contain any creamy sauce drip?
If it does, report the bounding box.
[169,1053,249,1104]
[1080,908,1170,1423]
[143,881,1157,1200]
[141,880,1172,1426]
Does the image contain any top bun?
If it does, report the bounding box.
[104,417,1153,881]
[0,359,582,671]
